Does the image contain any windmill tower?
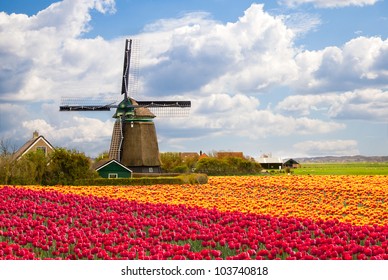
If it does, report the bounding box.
[60,39,191,173]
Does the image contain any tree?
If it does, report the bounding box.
[0,138,16,184]
[95,151,109,162]
[11,150,48,185]
[160,152,184,173]
[195,156,261,176]
[160,152,200,173]
[43,148,97,185]
[182,154,199,172]
[194,157,229,175]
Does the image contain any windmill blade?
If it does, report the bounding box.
[121,39,140,100]
[137,101,191,117]
[137,101,191,107]
[121,39,131,99]
[146,106,191,117]
[128,40,140,99]
[59,97,118,111]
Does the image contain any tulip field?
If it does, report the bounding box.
[0,175,388,260]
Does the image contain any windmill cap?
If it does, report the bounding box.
[112,98,155,120]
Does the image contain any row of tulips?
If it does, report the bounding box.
[1,186,387,260]
[19,175,388,226]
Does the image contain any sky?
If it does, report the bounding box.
[0,0,387,159]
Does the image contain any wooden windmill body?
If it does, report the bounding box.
[109,98,161,173]
[60,39,191,173]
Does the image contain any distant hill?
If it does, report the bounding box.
[294,155,388,163]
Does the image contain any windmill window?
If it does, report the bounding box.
[108,173,118,179]
[36,146,47,155]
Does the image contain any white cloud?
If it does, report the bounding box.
[293,140,360,156]
[138,4,299,96]
[279,0,378,8]
[294,37,388,93]
[157,93,345,143]
[280,12,321,38]
[194,93,260,114]
[328,89,388,122]
[31,0,115,37]
[0,103,29,137]
[276,94,338,116]
[277,88,388,122]
[139,11,388,100]
[0,0,120,102]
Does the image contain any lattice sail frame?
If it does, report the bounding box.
[60,97,191,117]
[127,39,140,99]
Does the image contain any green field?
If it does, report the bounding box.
[292,162,388,175]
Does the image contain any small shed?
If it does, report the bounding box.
[256,157,283,169]
[283,158,300,168]
[95,159,133,179]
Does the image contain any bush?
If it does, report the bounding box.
[75,173,208,186]
[8,150,48,185]
[178,173,208,184]
[172,165,189,173]
[160,152,183,173]
[160,152,199,173]
[43,148,97,185]
[194,157,228,176]
[75,177,182,186]
[195,157,261,176]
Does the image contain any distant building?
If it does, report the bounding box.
[13,131,55,160]
[199,151,208,159]
[283,158,300,168]
[256,156,283,169]
[94,159,133,179]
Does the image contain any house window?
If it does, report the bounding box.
[108,173,118,179]
[36,146,47,155]
[149,167,153,173]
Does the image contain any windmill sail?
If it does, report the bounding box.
[60,98,191,116]
[121,39,130,99]
[59,97,116,111]
[121,39,140,99]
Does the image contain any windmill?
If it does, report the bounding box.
[60,39,191,173]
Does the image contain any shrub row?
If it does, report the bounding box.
[131,173,181,178]
[74,174,208,186]
[74,177,182,186]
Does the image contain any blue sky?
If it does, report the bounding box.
[0,0,387,158]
